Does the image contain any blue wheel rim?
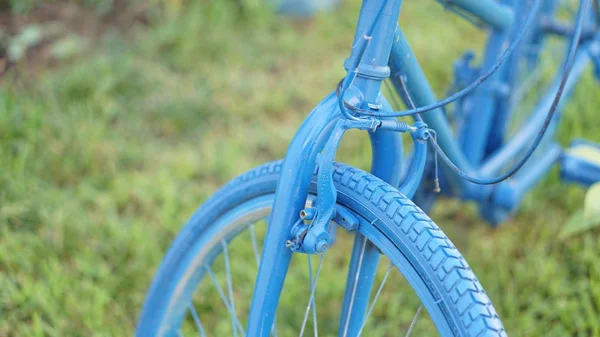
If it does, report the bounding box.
[140,193,457,336]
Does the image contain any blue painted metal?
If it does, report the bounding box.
[458,19,512,166]
[337,236,381,337]
[274,0,340,16]
[368,123,404,184]
[334,91,405,337]
[306,3,412,333]
[246,93,340,336]
[528,0,559,67]
[277,0,597,229]
[480,46,592,178]
[541,18,598,41]
[450,51,479,135]
[436,1,486,28]
[382,0,596,223]
[336,120,428,336]
[343,0,549,123]
[387,27,473,195]
[344,0,403,107]
[438,0,514,31]
[398,122,431,198]
[246,87,406,334]
[163,195,276,335]
[303,120,348,254]
[481,143,562,225]
[450,0,573,185]
[338,110,404,337]
[274,0,596,333]
[139,1,600,336]
[292,114,415,254]
[471,3,596,222]
[367,95,405,185]
[333,206,360,231]
[485,0,559,157]
[493,143,562,210]
[251,0,596,333]
[561,139,600,187]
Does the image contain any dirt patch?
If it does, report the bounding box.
[0,1,149,78]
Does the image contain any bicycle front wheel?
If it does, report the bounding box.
[137,161,505,336]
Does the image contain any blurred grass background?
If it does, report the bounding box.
[1,0,600,336]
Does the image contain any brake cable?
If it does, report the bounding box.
[338,0,544,118]
[338,0,591,185]
[426,0,590,185]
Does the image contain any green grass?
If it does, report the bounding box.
[1,1,600,336]
[1,0,113,14]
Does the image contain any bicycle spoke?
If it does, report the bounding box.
[188,303,207,337]
[404,304,424,337]
[249,223,278,337]
[340,234,369,337]
[271,315,279,337]
[221,240,238,337]
[298,254,325,337]
[356,261,393,337]
[249,223,261,268]
[205,265,246,336]
[307,255,319,337]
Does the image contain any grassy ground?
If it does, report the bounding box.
[1,1,600,336]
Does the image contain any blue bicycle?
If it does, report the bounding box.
[137,0,600,335]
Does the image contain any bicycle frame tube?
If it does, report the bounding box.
[345,0,404,106]
[458,26,512,166]
[247,0,596,333]
[484,0,559,157]
[337,2,409,335]
[388,27,474,196]
[481,43,595,177]
[387,9,599,222]
[444,0,514,31]
[389,27,599,197]
[457,0,525,166]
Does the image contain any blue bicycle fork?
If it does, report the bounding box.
[246,0,406,335]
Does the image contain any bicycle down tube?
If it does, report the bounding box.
[388,2,599,223]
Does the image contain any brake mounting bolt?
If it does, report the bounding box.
[300,208,316,220]
[316,239,329,253]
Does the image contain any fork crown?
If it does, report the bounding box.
[289,116,425,255]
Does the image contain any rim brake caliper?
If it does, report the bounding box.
[287,117,420,254]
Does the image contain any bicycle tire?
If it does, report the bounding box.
[137,160,505,336]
